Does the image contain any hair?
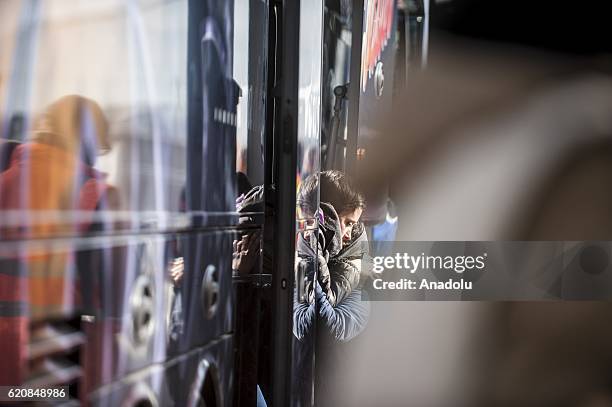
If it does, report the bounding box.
[298,170,365,216]
[236,171,253,196]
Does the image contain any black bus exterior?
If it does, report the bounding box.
[0,0,408,405]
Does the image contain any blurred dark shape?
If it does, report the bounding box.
[236,171,253,197]
[580,245,609,275]
[361,40,612,240]
[0,139,21,172]
[345,3,612,406]
[232,176,265,405]
[483,302,612,406]
[431,0,612,55]
[7,113,26,140]
[520,142,612,240]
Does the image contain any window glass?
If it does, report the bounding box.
[296,0,323,223]
[234,0,267,203]
[292,1,324,406]
[0,0,188,238]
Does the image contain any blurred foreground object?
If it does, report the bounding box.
[365,41,612,240]
[340,1,612,406]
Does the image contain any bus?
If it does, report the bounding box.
[0,0,423,405]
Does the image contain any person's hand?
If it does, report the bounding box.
[317,249,331,287]
[232,230,261,275]
[169,257,184,285]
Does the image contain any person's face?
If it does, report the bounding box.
[339,207,363,245]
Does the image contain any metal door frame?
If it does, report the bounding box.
[263,0,301,406]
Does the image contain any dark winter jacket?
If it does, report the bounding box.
[297,202,369,306]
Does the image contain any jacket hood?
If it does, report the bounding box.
[31,95,110,163]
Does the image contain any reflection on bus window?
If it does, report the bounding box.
[0,0,188,231]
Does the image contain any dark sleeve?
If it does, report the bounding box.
[293,288,316,341]
[326,258,361,306]
[316,283,370,342]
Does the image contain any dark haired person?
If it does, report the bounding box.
[296,170,369,307]
[292,171,371,406]
[233,171,371,405]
